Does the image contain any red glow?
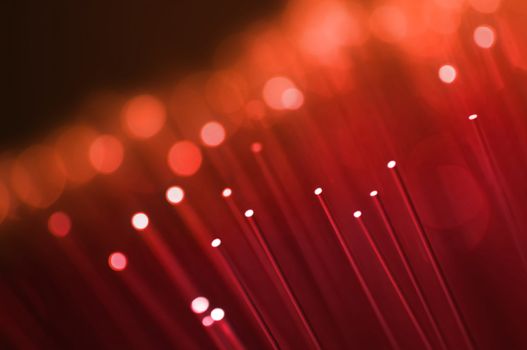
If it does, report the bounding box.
[468,0,501,13]
[48,211,71,237]
[167,141,202,177]
[370,5,407,43]
[89,135,124,174]
[281,88,304,110]
[200,122,226,147]
[251,142,263,153]
[122,95,166,139]
[108,252,127,271]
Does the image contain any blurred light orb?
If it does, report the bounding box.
[222,188,232,198]
[281,88,304,110]
[167,141,202,177]
[191,297,210,314]
[132,212,149,230]
[244,209,254,218]
[468,0,501,13]
[211,238,222,247]
[474,26,495,48]
[55,126,98,184]
[210,308,225,321]
[166,186,185,204]
[370,190,378,197]
[202,316,214,327]
[370,5,407,43]
[469,114,478,120]
[11,145,66,208]
[314,187,323,195]
[200,122,226,147]
[262,77,300,110]
[122,94,166,139]
[251,142,263,153]
[387,160,397,168]
[353,210,362,218]
[439,65,457,84]
[89,135,124,174]
[108,252,128,271]
[48,211,71,237]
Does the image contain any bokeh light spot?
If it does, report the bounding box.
[89,135,124,174]
[166,186,185,205]
[200,122,226,147]
[262,77,298,110]
[122,95,166,139]
[48,211,71,237]
[191,297,210,314]
[167,141,203,177]
[474,26,495,49]
[468,0,501,13]
[109,252,127,271]
[132,212,149,231]
[211,238,222,247]
[210,308,225,321]
[202,316,214,327]
[281,88,304,110]
[222,188,232,198]
[439,65,457,84]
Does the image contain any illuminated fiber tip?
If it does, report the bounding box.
[244,209,254,218]
[468,114,478,121]
[48,211,71,237]
[314,187,323,195]
[438,65,457,84]
[166,186,185,204]
[210,308,225,321]
[191,297,210,314]
[211,238,222,248]
[353,211,362,218]
[370,190,378,197]
[202,316,214,327]
[251,142,263,153]
[108,252,127,271]
[474,25,495,48]
[387,160,397,169]
[200,121,226,147]
[131,212,149,230]
[222,188,232,198]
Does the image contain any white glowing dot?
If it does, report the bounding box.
[211,238,222,248]
[438,65,457,84]
[353,211,362,218]
[370,190,378,197]
[166,186,185,204]
[468,114,478,120]
[222,188,232,198]
[131,212,149,230]
[210,308,225,321]
[387,160,397,169]
[244,209,254,218]
[474,25,495,48]
[202,316,214,327]
[314,187,323,195]
[191,297,210,314]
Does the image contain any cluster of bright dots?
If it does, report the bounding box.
[190,296,225,327]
